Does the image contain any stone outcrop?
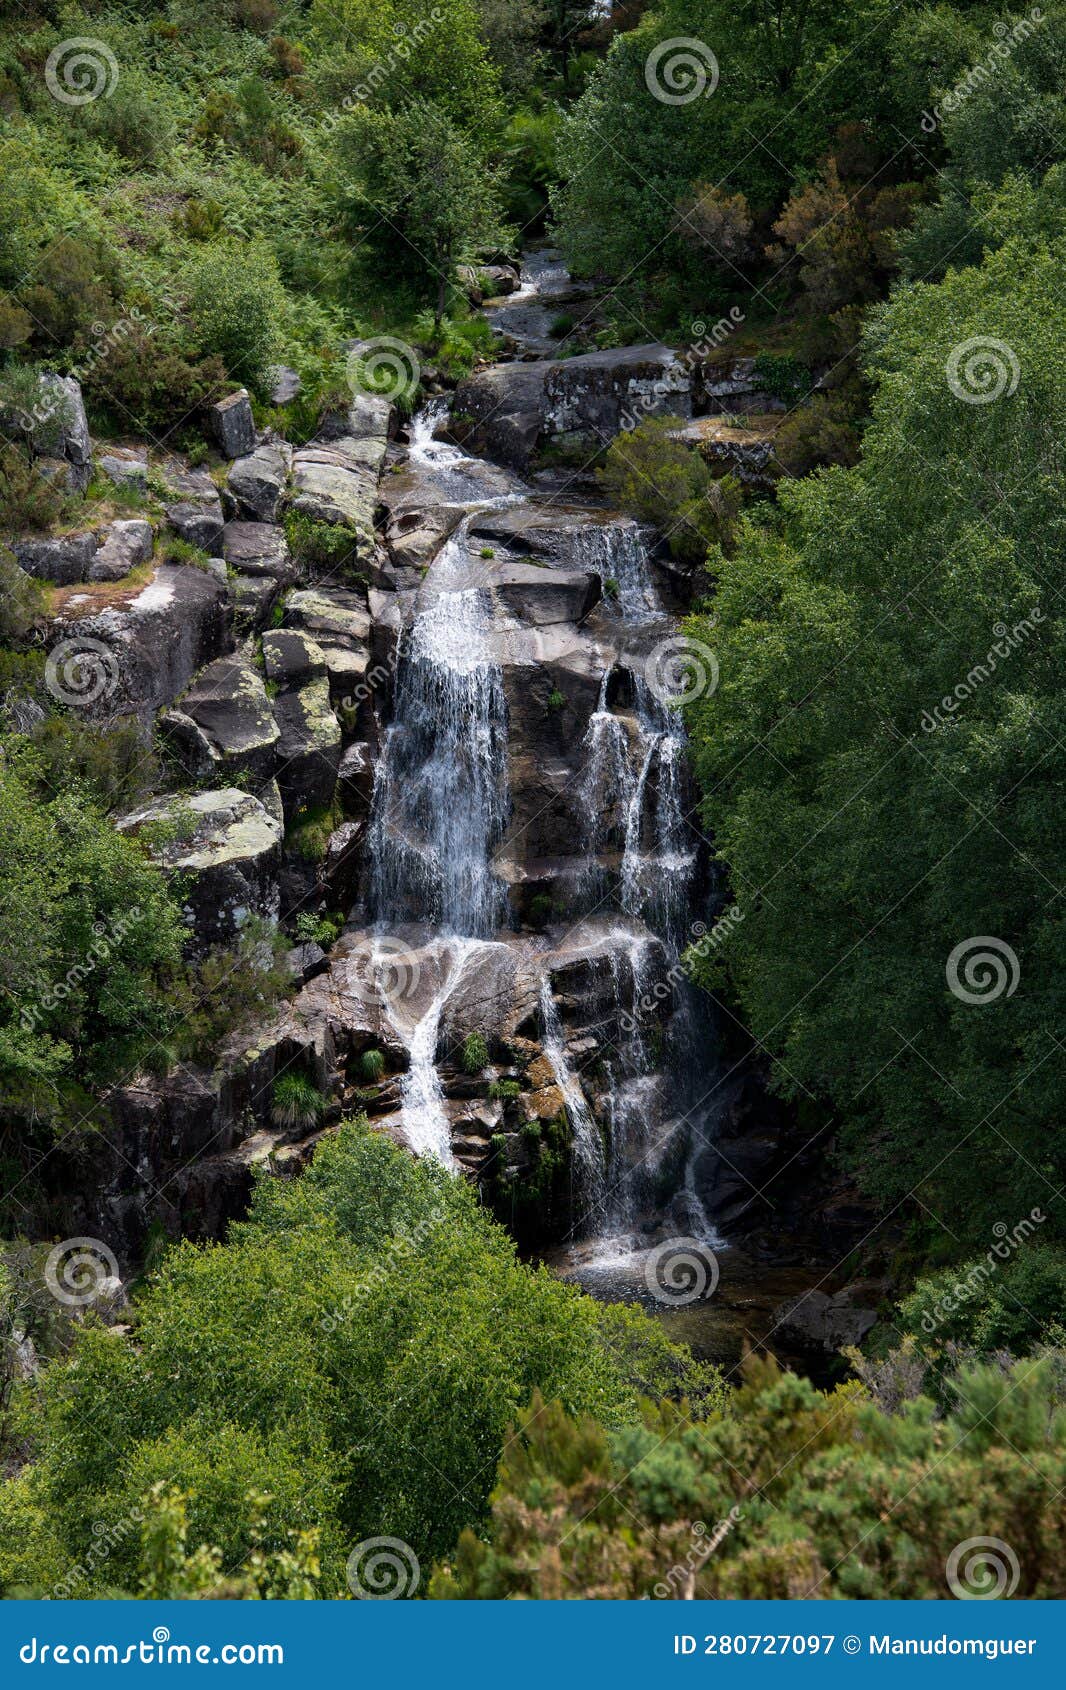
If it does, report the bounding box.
[225,439,292,523]
[208,389,256,459]
[13,531,98,584]
[166,655,279,783]
[37,373,92,494]
[46,562,229,723]
[90,518,154,581]
[117,786,284,947]
[222,519,294,582]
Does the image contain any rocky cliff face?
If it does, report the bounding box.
[7,253,858,1289]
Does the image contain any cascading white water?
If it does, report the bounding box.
[539,975,606,1217]
[368,519,510,938]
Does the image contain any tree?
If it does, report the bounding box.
[684,226,1066,1248]
[0,763,185,1127]
[0,1123,718,1596]
[330,100,509,320]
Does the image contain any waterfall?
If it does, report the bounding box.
[368,520,511,938]
[539,975,606,1222]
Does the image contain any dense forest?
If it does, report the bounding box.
[1,0,1064,1600]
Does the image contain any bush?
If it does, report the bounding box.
[433,1352,1066,1598]
[1,1123,714,1595]
[186,243,285,397]
[461,1032,489,1074]
[358,1048,385,1082]
[270,1073,326,1132]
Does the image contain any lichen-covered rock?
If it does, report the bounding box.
[12,531,98,584]
[89,518,154,581]
[228,571,278,635]
[282,586,371,706]
[46,562,229,723]
[261,628,327,687]
[226,440,292,523]
[222,520,294,582]
[287,436,383,547]
[96,446,148,493]
[175,655,279,780]
[116,787,283,948]
[208,389,256,459]
[273,674,341,814]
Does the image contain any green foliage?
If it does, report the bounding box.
[599,418,739,563]
[899,1242,1066,1356]
[271,1072,327,1132]
[461,1031,489,1073]
[685,225,1066,1246]
[0,550,44,644]
[358,1048,385,1082]
[433,1352,1066,1597]
[283,511,363,577]
[329,99,510,319]
[0,1123,715,1595]
[186,242,285,397]
[0,764,186,1125]
[292,910,342,946]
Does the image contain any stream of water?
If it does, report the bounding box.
[364,246,724,1294]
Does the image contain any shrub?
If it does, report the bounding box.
[283,512,363,578]
[461,1032,489,1074]
[270,1073,326,1133]
[186,243,285,396]
[433,1352,1066,1598]
[358,1048,385,1082]
[0,549,44,643]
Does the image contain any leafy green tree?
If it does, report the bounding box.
[0,764,185,1126]
[330,99,509,319]
[186,241,286,396]
[1,1124,718,1596]
[684,227,1066,1247]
